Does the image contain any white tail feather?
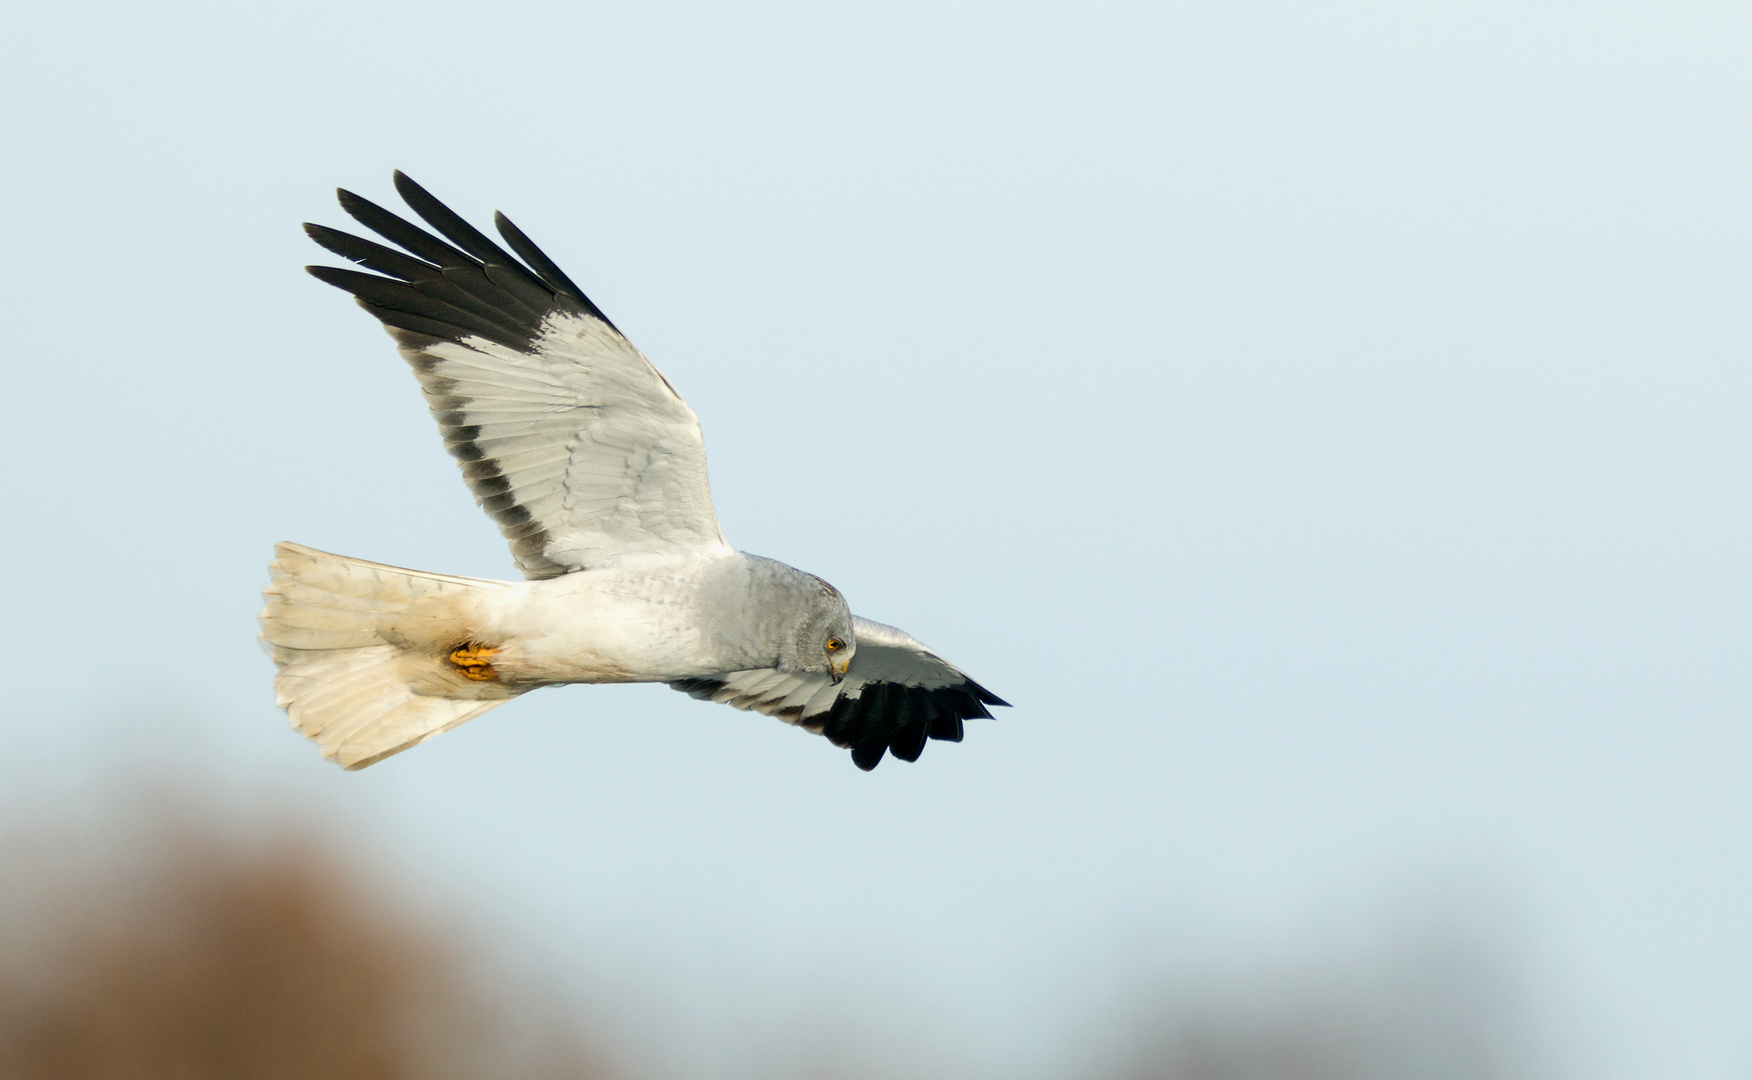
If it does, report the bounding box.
[259,542,523,769]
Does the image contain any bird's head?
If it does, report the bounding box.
[779,576,856,682]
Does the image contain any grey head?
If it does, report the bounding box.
[743,556,856,681]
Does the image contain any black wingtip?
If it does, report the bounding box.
[973,684,1010,708]
[928,713,964,742]
[304,263,350,286]
[494,212,599,308]
[889,722,929,763]
[392,171,524,269]
[335,186,369,214]
[851,742,887,771]
[390,172,439,219]
[302,222,372,262]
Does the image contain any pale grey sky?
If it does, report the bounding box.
[3,2,1749,1077]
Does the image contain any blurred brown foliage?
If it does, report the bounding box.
[0,805,1534,1080]
[0,815,617,1080]
[1111,928,1534,1080]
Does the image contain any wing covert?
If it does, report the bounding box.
[669,617,1008,770]
[306,172,729,578]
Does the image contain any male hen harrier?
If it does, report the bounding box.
[259,173,1006,771]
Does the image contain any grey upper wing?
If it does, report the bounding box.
[305,172,729,579]
[669,617,1008,770]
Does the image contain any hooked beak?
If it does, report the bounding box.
[830,656,851,683]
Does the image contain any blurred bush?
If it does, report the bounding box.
[0,812,618,1080]
[0,802,1537,1080]
[1109,923,1535,1080]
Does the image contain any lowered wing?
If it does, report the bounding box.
[305,172,729,578]
[670,617,1008,770]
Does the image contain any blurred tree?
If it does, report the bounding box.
[0,803,1537,1080]
[1110,927,1534,1080]
[0,817,617,1080]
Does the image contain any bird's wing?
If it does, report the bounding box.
[305,172,729,578]
[669,617,1008,770]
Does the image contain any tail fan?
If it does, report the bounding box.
[258,542,523,769]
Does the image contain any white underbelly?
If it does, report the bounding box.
[475,564,719,685]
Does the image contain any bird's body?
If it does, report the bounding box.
[438,551,848,687]
[261,173,1005,771]
[476,554,748,686]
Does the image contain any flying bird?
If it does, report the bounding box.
[259,173,1006,771]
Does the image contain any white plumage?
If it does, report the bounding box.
[262,543,517,769]
[260,173,1005,771]
[412,312,729,577]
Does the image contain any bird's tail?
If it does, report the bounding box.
[258,542,524,769]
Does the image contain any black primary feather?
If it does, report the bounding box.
[306,175,616,351]
[493,210,618,330]
[666,671,1003,770]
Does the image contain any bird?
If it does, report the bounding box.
[258,172,1007,772]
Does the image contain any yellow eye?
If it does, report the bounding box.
[826,638,844,652]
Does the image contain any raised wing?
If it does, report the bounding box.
[306,172,729,578]
[669,617,1008,770]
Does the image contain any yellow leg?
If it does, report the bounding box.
[448,642,499,682]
